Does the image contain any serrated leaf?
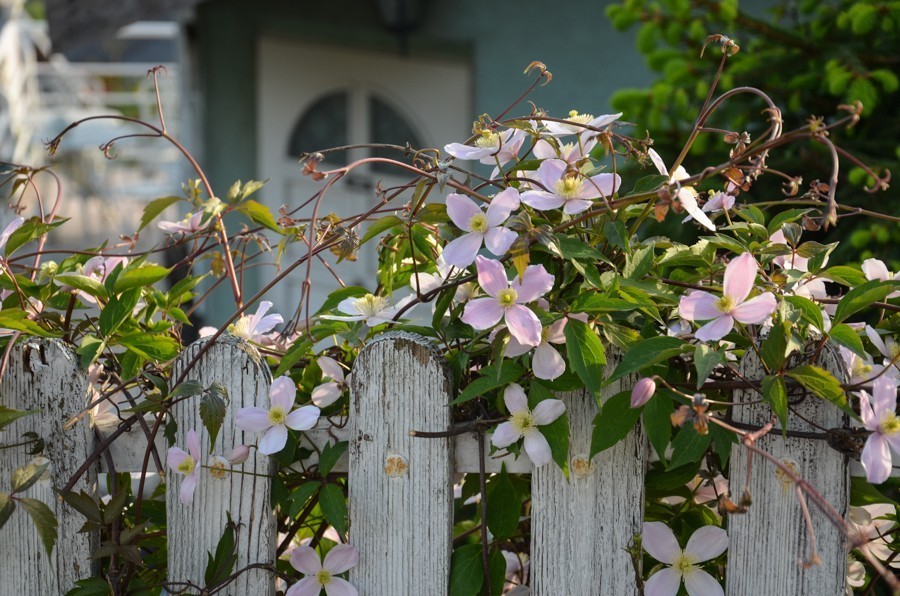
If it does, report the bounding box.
[603,220,630,251]
[569,294,651,313]
[5,217,67,257]
[760,321,790,372]
[693,344,724,389]
[360,215,404,246]
[624,244,654,280]
[200,382,229,451]
[564,319,606,397]
[786,365,854,417]
[486,466,519,540]
[56,489,103,524]
[12,458,50,493]
[590,390,642,457]
[55,274,109,300]
[508,235,531,280]
[99,288,141,337]
[0,406,38,430]
[169,380,204,399]
[113,265,171,293]
[415,203,449,224]
[319,483,348,534]
[318,441,348,476]
[138,196,183,232]
[784,295,824,331]
[65,577,114,596]
[667,425,711,470]
[628,174,669,195]
[0,309,59,338]
[833,280,900,325]
[451,362,524,405]
[829,323,866,358]
[19,497,57,557]
[762,375,788,431]
[117,333,180,362]
[204,518,238,587]
[236,199,280,232]
[608,336,687,383]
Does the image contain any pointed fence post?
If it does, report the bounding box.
[0,339,96,595]
[167,334,275,594]
[726,346,849,594]
[531,348,646,595]
[348,332,453,595]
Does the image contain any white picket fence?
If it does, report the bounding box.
[0,332,856,595]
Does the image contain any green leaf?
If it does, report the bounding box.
[319,483,348,534]
[832,280,900,324]
[785,365,854,417]
[829,323,866,358]
[19,497,57,557]
[643,392,672,462]
[762,375,788,431]
[850,476,899,507]
[200,382,229,451]
[540,412,570,474]
[204,518,238,587]
[235,199,280,232]
[608,336,687,383]
[360,215,404,246]
[708,421,734,463]
[820,266,868,287]
[569,294,651,313]
[449,544,485,596]
[66,577,114,596]
[590,390,643,457]
[138,196,183,232]
[169,380,204,399]
[117,333,180,362]
[415,203,450,224]
[273,339,313,377]
[564,319,606,397]
[557,236,604,260]
[54,273,109,301]
[288,482,321,517]
[628,174,669,195]
[603,220,630,251]
[451,362,524,406]
[760,321,790,372]
[0,492,14,529]
[316,286,370,315]
[318,441,348,476]
[12,458,50,493]
[113,264,171,293]
[99,288,141,337]
[0,309,59,337]
[624,244,654,280]
[784,295,824,331]
[645,463,700,492]
[5,217,67,257]
[486,466,520,540]
[693,344,724,389]
[667,425,711,470]
[56,489,103,524]
[0,406,38,431]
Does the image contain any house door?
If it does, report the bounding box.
[257,38,472,319]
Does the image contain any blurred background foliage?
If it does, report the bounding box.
[606,0,900,266]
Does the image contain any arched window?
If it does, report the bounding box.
[368,94,424,174]
[287,91,348,158]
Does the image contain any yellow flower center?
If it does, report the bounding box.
[475,130,500,149]
[852,359,872,379]
[716,295,735,313]
[469,212,488,234]
[356,293,389,316]
[881,412,900,435]
[177,456,196,476]
[554,175,584,199]
[566,110,594,125]
[498,288,518,308]
[208,458,228,480]
[268,406,287,426]
[511,409,535,434]
[316,569,333,586]
[674,553,696,574]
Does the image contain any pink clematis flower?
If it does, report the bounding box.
[491,383,565,467]
[232,301,283,343]
[642,522,727,596]
[648,149,716,231]
[321,293,411,327]
[520,159,621,215]
[443,189,520,267]
[167,429,201,505]
[862,258,900,299]
[505,317,568,380]
[678,253,777,342]
[311,356,350,408]
[158,210,205,235]
[533,136,596,166]
[0,216,24,253]
[865,325,900,374]
[235,376,320,455]
[444,128,525,169]
[541,110,621,137]
[287,543,359,596]
[461,256,554,347]
[859,376,900,484]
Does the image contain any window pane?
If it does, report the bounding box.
[287,91,348,158]
[369,95,423,174]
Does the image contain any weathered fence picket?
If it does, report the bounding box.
[726,346,849,595]
[0,339,96,594]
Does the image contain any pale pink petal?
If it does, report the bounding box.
[336,297,364,316]
[503,383,528,414]
[678,291,721,321]
[872,377,898,421]
[859,391,876,430]
[523,429,553,466]
[312,382,342,407]
[532,138,558,160]
[323,544,359,574]
[862,259,890,282]
[533,342,565,380]
[253,314,283,336]
[270,376,298,411]
[318,356,345,382]
[546,318,568,343]
[520,190,565,211]
[631,377,657,408]
[645,567,682,596]
[290,545,323,574]
[0,216,24,249]
[504,336,532,358]
[583,173,621,198]
[491,421,522,448]
[324,577,358,596]
[684,526,728,562]
[588,113,622,128]
[731,293,777,324]
[185,429,201,461]
[642,521,682,565]
[179,473,197,505]
[461,297,505,330]
[694,315,735,342]
[504,304,543,347]
[683,568,724,596]
[678,188,715,231]
[235,407,272,431]
[866,326,889,358]
[318,313,368,323]
[562,198,593,214]
[286,577,322,596]
[723,253,758,303]
[862,434,891,484]
[512,265,554,303]
[446,193,482,231]
[443,233,484,268]
[258,424,288,455]
[485,187,520,226]
[228,445,250,464]
[535,159,566,188]
[483,227,517,257]
[167,447,188,471]
[532,398,565,425]
[647,149,669,177]
[475,255,508,297]
[285,405,320,431]
[158,220,191,234]
[444,143,491,160]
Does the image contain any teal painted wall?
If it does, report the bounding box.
[193,0,652,323]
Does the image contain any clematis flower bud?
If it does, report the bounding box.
[631,377,656,408]
[228,444,251,465]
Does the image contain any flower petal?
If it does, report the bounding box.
[862,258,890,282]
[285,405,320,431]
[235,407,272,432]
[485,187,520,226]
[535,158,566,188]
[270,376,298,411]
[520,190,565,211]
[318,356,344,382]
[643,521,682,564]
[532,398,565,425]
[723,253,758,304]
[491,421,522,448]
[584,173,621,198]
[446,193,482,231]
[179,473,197,506]
[683,567,724,596]
[324,577,358,596]
[461,297,505,330]
[562,198,593,214]
[290,545,323,574]
[311,382,342,408]
[684,526,728,562]
[647,149,669,177]
[533,342,565,380]
[258,424,288,455]
[731,293,777,324]
[546,318,568,344]
[872,377,898,421]
[504,335,532,358]
[859,390,876,430]
[504,304,543,347]
[644,567,683,596]
[484,227,517,257]
[694,315,735,342]
[444,143,491,161]
[523,429,553,466]
[866,325,889,358]
[678,188,716,231]
[678,291,720,322]
[286,577,322,596]
[323,543,359,574]
[186,429,201,461]
[167,447,188,471]
[862,433,891,484]
[443,233,484,268]
[512,264,554,303]
[503,383,528,414]
[475,255,508,297]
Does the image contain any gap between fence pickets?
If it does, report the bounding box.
[98,424,884,476]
